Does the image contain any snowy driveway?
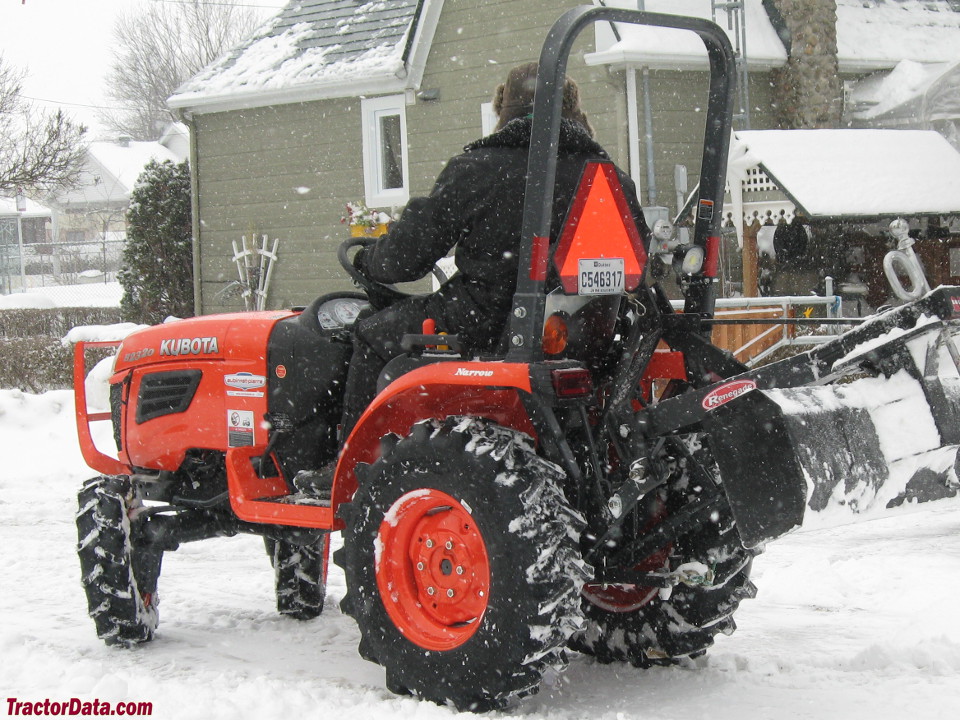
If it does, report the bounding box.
[2,389,959,720]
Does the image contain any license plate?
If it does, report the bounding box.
[578,258,625,295]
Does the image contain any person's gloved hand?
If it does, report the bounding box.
[350,244,403,310]
[352,246,369,278]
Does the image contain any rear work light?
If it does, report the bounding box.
[550,367,593,399]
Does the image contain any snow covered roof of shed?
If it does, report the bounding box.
[585,0,788,71]
[169,0,438,115]
[731,129,960,219]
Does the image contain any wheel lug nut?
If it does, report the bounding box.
[447,589,455,598]
[416,562,425,571]
[427,586,436,596]
[425,539,434,548]
[445,540,453,550]
[456,566,464,575]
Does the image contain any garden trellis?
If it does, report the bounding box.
[231,235,279,311]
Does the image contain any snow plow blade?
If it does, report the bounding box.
[701,287,960,549]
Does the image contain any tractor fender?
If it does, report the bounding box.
[330,361,536,522]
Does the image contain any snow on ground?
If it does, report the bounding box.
[1,388,959,719]
[0,282,123,309]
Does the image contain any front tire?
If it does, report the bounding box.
[76,475,161,647]
[271,536,329,620]
[338,418,589,711]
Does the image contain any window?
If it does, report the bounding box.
[950,247,960,278]
[20,217,50,245]
[361,95,409,208]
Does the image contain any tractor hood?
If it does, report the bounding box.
[113,310,296,374]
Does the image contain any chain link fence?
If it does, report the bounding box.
[0,218,124,305]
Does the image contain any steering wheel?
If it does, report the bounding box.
[338,237,451,309]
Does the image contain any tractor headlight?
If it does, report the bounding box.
[672,245,705,276]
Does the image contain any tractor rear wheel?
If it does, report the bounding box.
[76,475,162,647]
[572,437,758,665]
[270,536,329,620]
[338,418,588,711]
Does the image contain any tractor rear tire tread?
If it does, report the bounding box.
[339,417,587,712]
[571,439,759,667]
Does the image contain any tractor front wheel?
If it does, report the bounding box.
[269,536,329,620]
[338,418,588,711]
[76,475,162,646]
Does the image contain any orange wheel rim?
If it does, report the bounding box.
[376,489,490,650]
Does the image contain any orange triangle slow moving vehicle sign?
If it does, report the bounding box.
[553,161,647,295]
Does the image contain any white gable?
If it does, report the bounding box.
[56,141,180,207]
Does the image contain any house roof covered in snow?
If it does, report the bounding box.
[836,0,960,72]
[585,0,788,71]
[585,0,960,73]
[732,129,960,219]
[54,141,180,208]
[169,0,440,115]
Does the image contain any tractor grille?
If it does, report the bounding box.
[136,370,202,424]
[110,381,124,451]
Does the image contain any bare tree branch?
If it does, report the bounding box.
[0,55,87,196]
[100,0,261,140]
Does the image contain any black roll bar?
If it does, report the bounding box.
[505,5,737,362]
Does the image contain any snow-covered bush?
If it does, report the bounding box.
[119,160,194,324]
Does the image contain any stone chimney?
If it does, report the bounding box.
[766,0,844,128]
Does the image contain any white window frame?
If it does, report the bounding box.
[361,95,409,208]
[480,101,497,136]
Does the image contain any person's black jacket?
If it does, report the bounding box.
[357,117,649,345]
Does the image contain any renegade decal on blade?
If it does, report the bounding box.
[160,337,220,356]
[702,379,757,410]
[951,296,960,317]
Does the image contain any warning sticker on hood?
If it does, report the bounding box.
[227,409,255,447]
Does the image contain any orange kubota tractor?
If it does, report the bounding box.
[74,6,960,712]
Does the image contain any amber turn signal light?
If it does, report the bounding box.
[542,313,569,355]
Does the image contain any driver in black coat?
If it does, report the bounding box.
[341,62,649,437]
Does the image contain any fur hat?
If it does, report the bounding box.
[492,62,594,136]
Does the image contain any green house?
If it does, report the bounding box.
[169,0,960,314]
